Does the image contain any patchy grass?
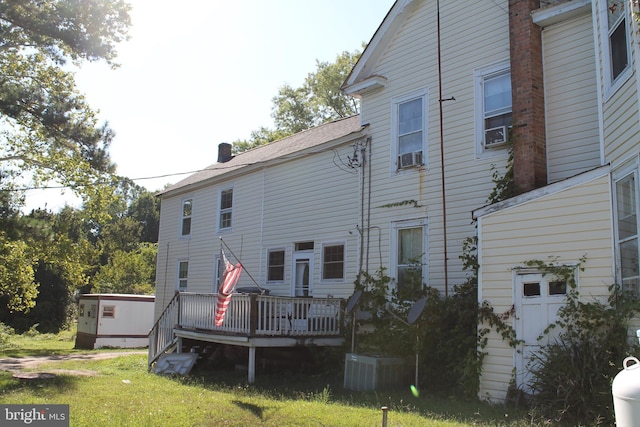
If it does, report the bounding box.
[0,331,543,426]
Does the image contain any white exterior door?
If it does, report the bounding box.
[292,252,313,297]
[514,273,567,391]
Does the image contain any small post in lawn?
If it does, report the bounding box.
[381,406,388,427]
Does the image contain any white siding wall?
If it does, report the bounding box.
[477,173,614,402]
[154,142,361,320]
[358,0,510,291]
[543,13,600,182]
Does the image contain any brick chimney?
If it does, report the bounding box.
[509,0,547,193]
[217,142,233,163]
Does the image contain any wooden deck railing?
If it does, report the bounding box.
[149,292,343,368]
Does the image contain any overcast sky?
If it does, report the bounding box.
[25,0,394,211]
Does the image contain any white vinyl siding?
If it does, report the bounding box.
[543,13,600,182]
[357,0,510,293]
[477,173,614,402]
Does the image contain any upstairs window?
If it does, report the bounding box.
[607,1,629,83]
[181,199,192,236]
[475,62,511,155]
[267,249,285,282]
[322,243,345,280]
[392,90,427,171]
[219,188,233,230]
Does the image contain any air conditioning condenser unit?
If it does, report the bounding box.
[343,353,408,391]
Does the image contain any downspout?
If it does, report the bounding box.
[437,0,450,296]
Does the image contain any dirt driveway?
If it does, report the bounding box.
[0,351,147,378]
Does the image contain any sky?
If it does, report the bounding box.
[25,0,394,211]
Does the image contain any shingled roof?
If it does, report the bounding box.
[160,115,365,196]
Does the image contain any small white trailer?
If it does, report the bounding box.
[75,294,155,349]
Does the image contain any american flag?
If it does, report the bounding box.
[215,250,243,326]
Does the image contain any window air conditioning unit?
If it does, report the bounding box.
[398,150,423,169]
[343,353,408,391]
[484,125,507,148]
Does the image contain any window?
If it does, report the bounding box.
[392,90,427,171]
[615,172,639,296]
[267,249,285,282]
[214,255,222,292]
[102,305,116,318]
[475,62,511,155]
[181,199,192,236]
[219,188,233,230]
[177,260,189,291]
[606,1,630,85]
[79,304,85,317]
[322,243,345,280]
[392,219,427,295]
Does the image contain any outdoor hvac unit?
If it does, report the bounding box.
[343,353,407,391]
[484,125,507,148]
[398,151,423,169]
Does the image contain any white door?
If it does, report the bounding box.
[514,273,567,392]
[292,252,313,297]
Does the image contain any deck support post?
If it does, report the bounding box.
[248,346,256,384]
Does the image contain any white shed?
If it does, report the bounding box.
[75,294,155,349]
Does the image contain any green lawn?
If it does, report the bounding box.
[0,332,539,426]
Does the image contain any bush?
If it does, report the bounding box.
[528,279,640,425]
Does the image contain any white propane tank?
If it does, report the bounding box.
[612,356,640,427]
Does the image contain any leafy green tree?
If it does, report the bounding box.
[232,48,361,153]
[0,0,131,213]
[92,243,156,294]
[0,231,38,313]
[127,189,160,243]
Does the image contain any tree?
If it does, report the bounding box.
[92,243,156,294]
[0,0,131,212]
[232,48,362,153]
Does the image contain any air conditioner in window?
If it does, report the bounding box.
[484,125,507,148]
[398,151,423,169]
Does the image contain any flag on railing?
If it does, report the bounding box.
[215,250,243,326]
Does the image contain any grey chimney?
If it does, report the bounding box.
[217,142,233,163]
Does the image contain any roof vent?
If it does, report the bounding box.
[217,143,233,163]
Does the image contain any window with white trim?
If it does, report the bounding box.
[177,260,189,291]
[267,249,285,282]
[392,219,427,296]
[615,171,639,297]
[219,188,233,230]
[603,0,630,90]
[392,90,427,171]
[322,243,345,280]
[102,305,116,318]
[474,62,511,155]
[214,255,222,292]
[181,199,192,236]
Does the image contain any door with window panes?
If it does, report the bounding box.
[514,273,567,391]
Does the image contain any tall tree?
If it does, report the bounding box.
[232,48,361,154]
[0,0,131,314]
[0,0,131,212]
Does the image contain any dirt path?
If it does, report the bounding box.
[0,351,147,377]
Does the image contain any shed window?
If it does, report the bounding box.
[102,305,116,318]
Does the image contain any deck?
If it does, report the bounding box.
[148,292,345,382]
